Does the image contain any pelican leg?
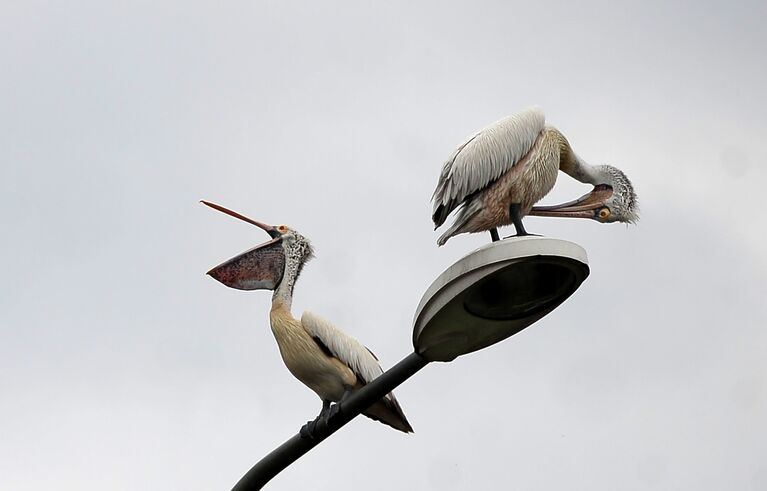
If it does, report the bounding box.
[489,228,500,242]
[509,203,529,236]
[503,204,540,239]
[319,399,331,418]
[300,400,332,439]
[327,385,354,422]
[300,386,353,439]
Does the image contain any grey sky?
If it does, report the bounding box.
[2,1,766,489]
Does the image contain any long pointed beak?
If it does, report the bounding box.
[529,186,613,219]
[201,200,281,238]
[202,200,285,290]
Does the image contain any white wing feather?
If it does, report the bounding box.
[433,107,546,213]
[301,311,384,386]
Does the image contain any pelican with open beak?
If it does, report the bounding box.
[203,201,413,437]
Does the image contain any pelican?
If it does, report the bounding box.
[202,201,413,437]
[431,107,638,245]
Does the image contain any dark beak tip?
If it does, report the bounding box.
[206,267,227,283]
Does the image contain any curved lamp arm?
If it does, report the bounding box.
[232,352,430,490]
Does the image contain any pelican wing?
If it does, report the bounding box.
[302,310,414,433]
[432,107,546,226]
[301,311,384,387]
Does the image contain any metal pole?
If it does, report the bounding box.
[232,352,430,490]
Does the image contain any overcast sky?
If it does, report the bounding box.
[2,1,766,490]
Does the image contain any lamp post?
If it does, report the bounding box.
[232,236,590,490]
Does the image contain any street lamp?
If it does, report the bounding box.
[414,236,589,361]
[232,236,589,490]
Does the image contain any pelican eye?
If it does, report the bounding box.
[597,207,611,221]
[277,225,288,233]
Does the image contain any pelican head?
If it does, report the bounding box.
[202,200,314,291]
[530,165,639,224]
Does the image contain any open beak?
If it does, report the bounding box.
[201,200,281,238]
[202,200,285,291]
[529,186,613,219]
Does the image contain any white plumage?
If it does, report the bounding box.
[301,311,389,398]
[432,107,545,218]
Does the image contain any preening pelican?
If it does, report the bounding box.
[203,201,413,437]
[431,107,638,245]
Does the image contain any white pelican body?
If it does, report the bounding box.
[269,306,410,431]
[432,107,638,245]
[270,308,357,404]
[204,201,412,434]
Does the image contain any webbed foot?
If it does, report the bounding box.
[300,416,330,439]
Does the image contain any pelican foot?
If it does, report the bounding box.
[299,421,315,439]
[327,402,342,422]
[300,416,330,440]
